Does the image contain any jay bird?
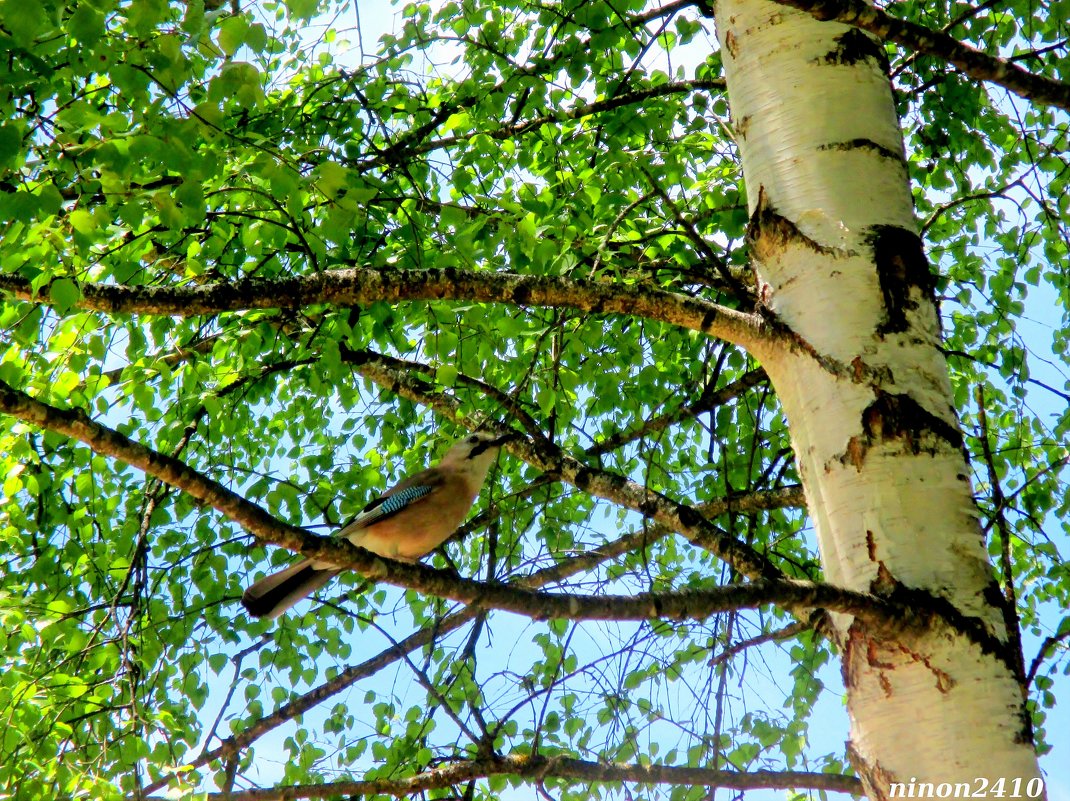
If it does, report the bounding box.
[241,430,512,619]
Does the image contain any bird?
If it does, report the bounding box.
[241,430,513,619]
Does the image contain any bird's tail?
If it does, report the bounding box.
[241,559,339,619]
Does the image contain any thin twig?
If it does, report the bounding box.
[974,385,1027,685]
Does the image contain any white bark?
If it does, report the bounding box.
[713,1,1045,797]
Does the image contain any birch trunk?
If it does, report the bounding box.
[712,2,1045,797]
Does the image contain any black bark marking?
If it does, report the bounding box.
[676,504,702,529]
[511,282,531,304]
[746,189,838,263]
[573,468,594,491]
[817,137,903,162]
[700,308,719,332]
[839,391,963,469]
[861,391,963,450]
[884,583,1018,671]
[843,577,1022,703]
[821,27,889,72]
[650,594,663,617]
[868,225,935,335]
[339,345,370,366]
[981,580,1007,614]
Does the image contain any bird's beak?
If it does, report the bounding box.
[473,430,520,456]
[490,430,520,447]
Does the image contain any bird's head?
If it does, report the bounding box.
[442,430,517,469]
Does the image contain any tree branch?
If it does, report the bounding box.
[152,483,802,794]
[766,0,1070,112]
[587,367,768,456]
[709,619,815,666]
[1026,627,1070,688]
[0,267,768,352]
[343,347,787,581]
[974,386,1026,684]
[142,752,861,800]
[0,377,918,632]
[371,78,727,165]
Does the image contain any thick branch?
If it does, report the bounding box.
[0,267,767,351]
[151,484,803,794]
[0,379,290,546]
[0,378,912,631]
[142,753,862,800]
[768,0,1070,112]
[2,363,1008,740]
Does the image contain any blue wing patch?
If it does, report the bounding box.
[350,484,434,529]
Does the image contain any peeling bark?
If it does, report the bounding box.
[715,0,1044,795]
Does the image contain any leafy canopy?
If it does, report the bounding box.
[0,0,1067,798]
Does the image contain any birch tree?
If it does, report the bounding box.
[0,1,1067,800]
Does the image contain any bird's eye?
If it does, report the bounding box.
[468,435,480,443]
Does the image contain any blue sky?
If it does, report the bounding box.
[205,3,1070,800]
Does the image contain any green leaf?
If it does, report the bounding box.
[0,1,1065,797]
[68,209,95,234]
[436,364,458,386]
[0,124,21,167]
[68,4,105,43]
[47,278,80,313]
[284,0,320,20]
[217,15,248,57]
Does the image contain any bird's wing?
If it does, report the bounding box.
[337,467,442,536]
